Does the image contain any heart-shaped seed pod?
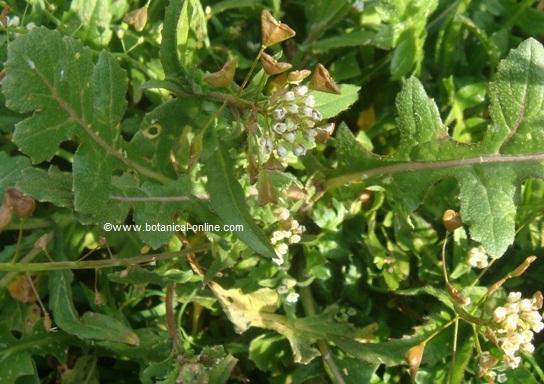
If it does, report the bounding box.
[261,10,295,48]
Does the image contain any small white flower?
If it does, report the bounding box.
[321,122,335,134]
[504,314,520,332]
[284,132,296,143]
[506,355,521,369]
[501,339,518,357]
[520,330,534,344]
[26,22,36,30]
[286,292,299,303]
[277,208,290,221]
[308,129,318,138]
[302,106,313,117]
[277,146,288,157]
[272,230,286,241]
[520,298,534,312]
[508,292,522,303]
[260,137,273,153]
[289,234,301,244]
[293,145,305,156]
[532,321,544,333]
[494,306,507,322]
[284,91,295,101]
[505,302,520,314]
[468,246,489,269]
[290,220,300,230]
[7,16,20,27]
[272,256,284,266]
[295,85,308,96]
[275,243,289,256]
[277,285,288,294]
[305,95,315,107]
[497,373,508,384]
[283,278,297,288]
[285,118,296,130]
[524,310,544,323]
[273,108,287,121]
[521,342,535,353]
[286,104,299,114]
[273,123,287,134]
[312,110,322,121]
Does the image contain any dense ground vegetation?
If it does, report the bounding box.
[1,0,544,383]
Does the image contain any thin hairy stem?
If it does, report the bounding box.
[326,152,544,190]
[0,244,209,272]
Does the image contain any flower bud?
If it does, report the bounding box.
[273,108,287,121]
[284,132,295,143]
[273,123,287,134]
[293,145,305,156]
[494,306,507,322]
[261,10,296,47]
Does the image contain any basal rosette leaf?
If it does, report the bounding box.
[332,38,544,258]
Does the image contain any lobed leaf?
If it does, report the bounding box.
[332,38,544,257]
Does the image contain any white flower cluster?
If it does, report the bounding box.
[2,16,36,30]
[277,277,299,303]
[492,291,544,368]
[260,85,334,158]
[467,246,490,269]
[270,208,305,266]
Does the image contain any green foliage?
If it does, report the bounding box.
[1,0,544,383]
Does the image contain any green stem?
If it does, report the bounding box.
[326,152,544,190]
[295,253,345,384]
[0,233,52,288]
[299,285,346,384]
[0,244,209,272]
[448,318,459,384]
[3,218,51,231]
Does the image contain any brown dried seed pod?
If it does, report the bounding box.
[405,342,426,379]
[359,190,373,208]
[510,255,537,277]
[533,291,543,309]
[447,283,470,305]
[442,209,462,232]
[34,233,53,251]
[204,58,237,87]
[6,187,36,218]
[310,64,340,94]
[261,10,296,48]
[257,171,278,205]
[123,5,148,32]
[0,202,13,230]
[260,52,292,75]
[287,69,311,84]
[8,275,37,304]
